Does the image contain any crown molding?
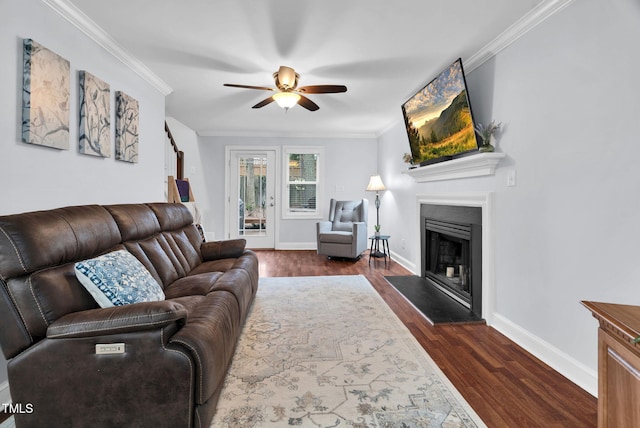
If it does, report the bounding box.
[464,0,577,72]
[375,118,402,138]
[41,0,173,96]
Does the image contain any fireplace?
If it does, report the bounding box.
[421,204,482,317]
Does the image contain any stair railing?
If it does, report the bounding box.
[165,121,184,179]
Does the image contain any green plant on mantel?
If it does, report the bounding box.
[633,336,640,344]
[402,152,414,165]
[475,120,502,152]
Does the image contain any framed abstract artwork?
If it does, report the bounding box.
[115,91,139,163]
[79,71,110,157]
[21,39,70,149]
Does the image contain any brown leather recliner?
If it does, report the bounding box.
[0,203,259,428]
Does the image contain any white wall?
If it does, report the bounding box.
[0,0,167,397]
[378,0,640,395]
[198,135,378,247]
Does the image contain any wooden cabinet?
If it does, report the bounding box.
[582,301,640,428]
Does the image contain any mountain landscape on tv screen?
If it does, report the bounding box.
[418,90,470,141]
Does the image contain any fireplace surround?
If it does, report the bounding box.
[423,211,482,315]
[416,193,494,322]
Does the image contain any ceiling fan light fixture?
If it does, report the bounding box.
[225,66,345,112]
[275,66,299,89]
[273,92,301,110]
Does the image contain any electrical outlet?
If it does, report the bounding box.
[507,169,517,187]
[401,238,406,249]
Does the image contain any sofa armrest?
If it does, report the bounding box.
[201,239,246,261]
[47,300,187,339]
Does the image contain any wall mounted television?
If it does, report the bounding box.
[401,58,479,166]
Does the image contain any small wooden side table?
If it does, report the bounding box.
[582,301,640,427]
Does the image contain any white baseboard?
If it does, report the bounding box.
[275,242,316,251]
[491,313,597,397]
[0,381,11,404]
[389,251,417,274]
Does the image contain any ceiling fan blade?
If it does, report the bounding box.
[297,95,319,111]
[252,97,275,109]
[224,83,274,91]
[297,85,347,94]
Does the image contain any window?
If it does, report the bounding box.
[283,147,322,219]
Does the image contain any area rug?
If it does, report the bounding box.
[210,275,486,428]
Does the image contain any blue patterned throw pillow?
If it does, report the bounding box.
[75,250,164,308]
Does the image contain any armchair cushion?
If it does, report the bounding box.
[318,231,354,244]
[331,200,362,231]
[75,250,165,308]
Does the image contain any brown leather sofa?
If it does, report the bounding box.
[0,203,259,428]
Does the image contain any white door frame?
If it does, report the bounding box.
[225,146,280,248]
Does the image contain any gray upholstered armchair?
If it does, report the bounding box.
[316,199,369,259]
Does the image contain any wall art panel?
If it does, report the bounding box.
[79,71,110,157]
[115,91,139,163]
[21,39,70,149]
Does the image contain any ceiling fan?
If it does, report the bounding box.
[224,66,347,111]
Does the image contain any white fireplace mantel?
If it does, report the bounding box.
[403,152,506,182]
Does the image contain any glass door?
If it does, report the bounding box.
[228,150,276,249]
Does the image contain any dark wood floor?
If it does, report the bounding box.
[254,249,597,428]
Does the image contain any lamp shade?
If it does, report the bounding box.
[366,175,386,192]
[273,92,301,110]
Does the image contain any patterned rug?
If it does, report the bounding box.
[210,275,486,428]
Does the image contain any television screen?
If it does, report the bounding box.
[401,58,479,166]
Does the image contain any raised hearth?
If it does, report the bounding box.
[385,275,484,325]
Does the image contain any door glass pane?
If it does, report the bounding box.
[238,155,267,236]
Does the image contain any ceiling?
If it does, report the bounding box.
[67,0,545,138]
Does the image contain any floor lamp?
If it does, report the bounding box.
[366,175,386,256]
